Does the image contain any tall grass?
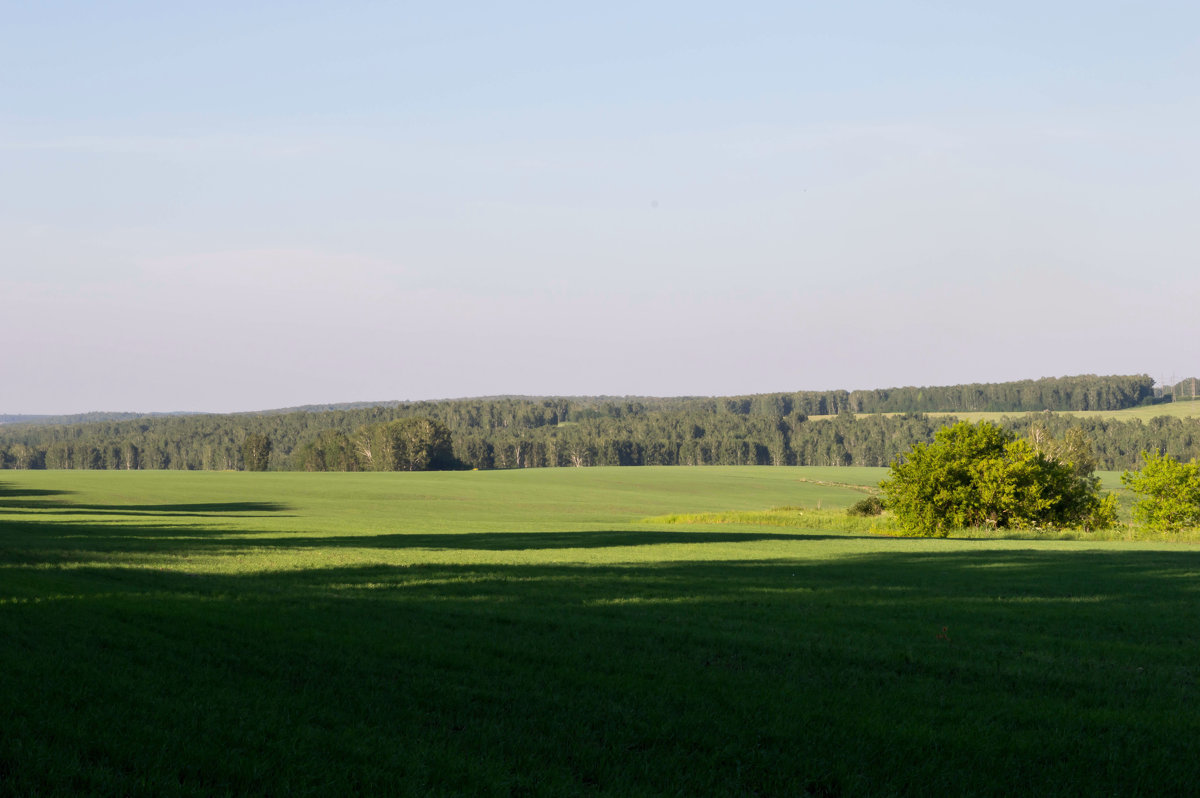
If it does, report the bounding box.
[644,506,896,534]
[649,504,1200,542]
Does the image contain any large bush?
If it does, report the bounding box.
[880,421,1116,536]
[1121,451,1200,531]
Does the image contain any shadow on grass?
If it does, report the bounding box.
[300,529,875,549]
[0,481,291,518]
[0,481,74,498]
[4,547,1200,796]
[0,499,292,517]
[5,478,1200,795]
[0,483,872,562]
[0,487,298,563]
[0,521,872,564]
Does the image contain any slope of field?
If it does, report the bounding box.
[2,468,1198,795]
[810,400,1200,424]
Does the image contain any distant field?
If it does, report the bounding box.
[809,399,1200,424]
[3,467,1199,795]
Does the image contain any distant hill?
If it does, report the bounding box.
[245,401,405,415]
[6,375,1169,424]
[0,411,199,427]
[250,396,670,415]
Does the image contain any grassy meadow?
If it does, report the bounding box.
[809,398,1200,424]
[3,467,1200,796]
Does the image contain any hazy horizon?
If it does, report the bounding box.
[5,371,1186,418]
[5,2,1197,414]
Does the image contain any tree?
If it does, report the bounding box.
[120,441,139,470]
[1121,451,1200,531]
[242,433,272,471]
[316,430,355,471]
[388,417,454,471]
[45,442,72,470]
[1026,424,1118,529]
[9,443,40,469]
[351,418,454,471]
[881,421,1116,536]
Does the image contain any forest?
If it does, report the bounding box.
[1,373,1196,472]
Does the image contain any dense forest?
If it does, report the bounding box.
[1,374,1195,472]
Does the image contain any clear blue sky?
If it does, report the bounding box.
[3,1,1197,413]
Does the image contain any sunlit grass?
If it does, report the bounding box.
[644,505,896,534]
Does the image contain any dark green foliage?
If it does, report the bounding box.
[241,433,272,471]
[354,418,455,471]
[881,422,1117,536]
[846,373,1154,413]
[846,496,884,516]
[292,430,356,472]
[1121,451,1200,531]
[1,374,1195,472]
[6,405,1200,473]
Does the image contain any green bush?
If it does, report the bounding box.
[1121,451,1200,531]
[846,496,884,517]
[881,421,1116,537]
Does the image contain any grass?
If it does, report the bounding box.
[649,507,1200,542]
[646,469,1200,542]
[2,467,1200,796]
[644,506,896,535]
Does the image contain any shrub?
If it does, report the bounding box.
[881,421,1116,537]
[847,496,884,517]
[1121,451,1200,531]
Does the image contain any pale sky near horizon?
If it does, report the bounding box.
[3,2,1197,413]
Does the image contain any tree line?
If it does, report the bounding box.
[0,375,1193,472]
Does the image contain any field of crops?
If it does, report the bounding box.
[3,467,1199,795]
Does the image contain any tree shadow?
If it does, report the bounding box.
[0,488,297,564]
[0,482,872,562]
[0,499,292,517]
[0,519,870,565]
[0,481,74,499]
[4,549,1200,795]
[2,475,1200,794]
[221,529,872,551]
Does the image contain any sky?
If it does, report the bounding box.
[2,1,1197,413]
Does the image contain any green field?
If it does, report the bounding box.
[810,399,1200,425]
[3,467,1199,795]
